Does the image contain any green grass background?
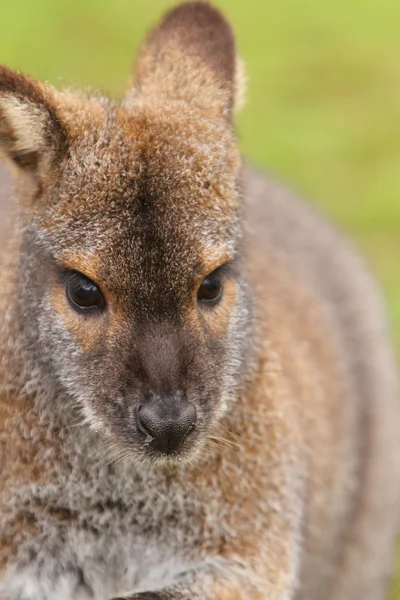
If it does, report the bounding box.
[1,0,399,595]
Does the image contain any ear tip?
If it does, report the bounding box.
[164,1,229,21]
[132,2,238,116]
[0,65,68,170]
[0,65,22,93]
[155,1,236,83]
[0,65,43,105]
[161,2,234,41]
[0,65,27,88]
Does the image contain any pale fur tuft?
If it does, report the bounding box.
[234,57,247,113]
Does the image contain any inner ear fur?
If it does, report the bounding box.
[129,2,242,118]
[0,66,67,179]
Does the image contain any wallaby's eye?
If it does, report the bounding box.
[66,272,105,312]
[197,274,223,304]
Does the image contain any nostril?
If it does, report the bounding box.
[137,400,197,453]
[136,405,156,443]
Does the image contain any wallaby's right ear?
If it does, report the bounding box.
[0,66,67,188]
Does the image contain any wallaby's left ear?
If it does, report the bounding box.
[127,2,245,119]
[0,66,67,190]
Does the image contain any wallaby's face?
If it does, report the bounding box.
[0,3,250,466]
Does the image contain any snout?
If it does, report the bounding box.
[137,395,196,454]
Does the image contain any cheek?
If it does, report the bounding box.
[49,285,126,356]
[50,286,107,351]
[200,278,237,339]
[45,290,129,411]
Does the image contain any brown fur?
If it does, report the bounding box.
[0,3,399,600]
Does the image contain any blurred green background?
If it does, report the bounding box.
[1,0,399,596]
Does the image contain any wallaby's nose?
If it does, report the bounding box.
[137,396,196,454]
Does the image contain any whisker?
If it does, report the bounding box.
[207,435,241,450]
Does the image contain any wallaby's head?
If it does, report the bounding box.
[0,2,251,466]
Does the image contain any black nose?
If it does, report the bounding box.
[137,396,196,454]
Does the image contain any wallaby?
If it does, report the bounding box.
[0,3,399,600]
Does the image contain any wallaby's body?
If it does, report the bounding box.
[0,4,399,600]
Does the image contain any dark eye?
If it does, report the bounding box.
[197,274,223,304]
[66,272,105,312]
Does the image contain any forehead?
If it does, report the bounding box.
[36,104,241,289]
